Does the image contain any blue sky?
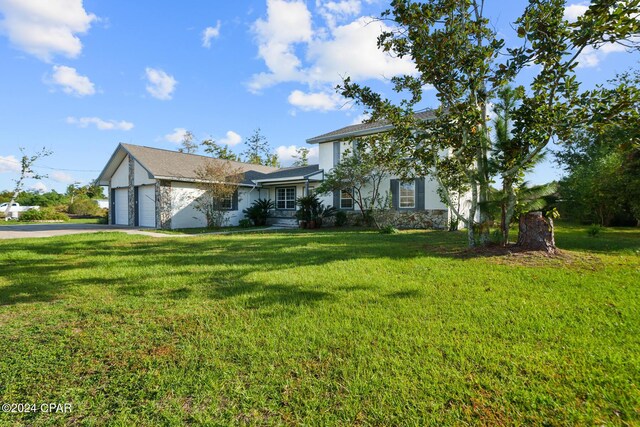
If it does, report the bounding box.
[0,0,637,193]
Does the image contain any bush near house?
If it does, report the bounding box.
[68,197,101,216]
[19,207,69,222]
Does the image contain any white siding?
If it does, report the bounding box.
[169,182,251,229]
[138,185,156,228]
[133,160,155,186]
[424,176,447,209]
[114,188,128,225]
[318,142,333,172]
[111,156,129,188]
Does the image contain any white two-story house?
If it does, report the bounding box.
[97,112,455,229]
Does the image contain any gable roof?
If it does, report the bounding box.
[306,110,436,144]
[97,143,279,186]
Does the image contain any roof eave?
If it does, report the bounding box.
[306,124,394,144]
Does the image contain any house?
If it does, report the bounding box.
[96,144,323,229]
[306,110,453,229]
[97,114,459,229]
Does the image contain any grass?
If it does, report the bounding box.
[152,225,269,235]
[0,224,638,425]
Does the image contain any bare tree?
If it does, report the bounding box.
[4,147,52,216]
[193,160,244,228]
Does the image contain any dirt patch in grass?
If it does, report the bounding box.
[422,242,604,269]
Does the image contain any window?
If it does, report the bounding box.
[276,187,296,210]
[340,189,353,209]
[399,181,415,208]
[220,194,233,210]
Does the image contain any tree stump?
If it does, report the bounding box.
[516,211,557,254]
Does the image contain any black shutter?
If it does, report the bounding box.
[232,189,239,211]
[333,141,340,166]
[390,179,399,210]
[415,178,425,211]
[333,190,340,209]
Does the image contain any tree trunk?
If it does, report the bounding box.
[516,212,557,254]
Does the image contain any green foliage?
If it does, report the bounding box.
[16,190,67,207]
[316,142,390,227]
[177,131,198,154]
[242,128,280,167]
[379,225,399,234]
[339,0,640,247]
[292,147,310,166]
[238,218,252,228]
[201,139,240,161]
[587,224,603,238]
[19,207,69,222]
[68,197,100,216]
[0,226,638,425]
[243,198,274,226]
[335,210,348,227]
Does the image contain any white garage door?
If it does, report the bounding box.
[138,185,156,228]
[114,188,128,225]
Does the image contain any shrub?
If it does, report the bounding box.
[335,211,348,227]
[98,208,109,224]
[68,198,100,216]
[243,198,274,226]
[239,218,252,228]
[20,207,69,222]
[587,224,603,238]
[379,225,399,234]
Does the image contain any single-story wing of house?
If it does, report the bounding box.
[97,113,466,229]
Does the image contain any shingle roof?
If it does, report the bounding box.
[97,144,280,186]
[306,110,436,144]
[257,164,320,181]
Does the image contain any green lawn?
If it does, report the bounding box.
[0,225,638,425]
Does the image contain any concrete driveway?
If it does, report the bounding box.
[0,223,175,239]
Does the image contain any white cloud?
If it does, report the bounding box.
[275,144,320,166]
[288,89,344,111]
[66,116,134,131]
[202,21,221,48]
[317,0,361,27]
[219,130,242,146]
[306,17,416,84]
[350,112,370,125]
[30,181,47,192]
[0,0,97,62]
[164,128,188,144]
[145,67,177,100]
[564,3,588,22]
[249,0,313,92]
[49,65,95,96]
[50,171,75,184]
[0,155,21,173]
[249,4,416,93]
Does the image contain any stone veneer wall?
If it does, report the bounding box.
[332,209,449,229]
[156,180,172,229]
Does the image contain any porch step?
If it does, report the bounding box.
[268,217,298,228]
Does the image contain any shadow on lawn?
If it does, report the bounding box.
[0,230,430,307]
[3,226,633,307]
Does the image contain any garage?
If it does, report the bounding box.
[138,185,156,228]
[114,188,128,225]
